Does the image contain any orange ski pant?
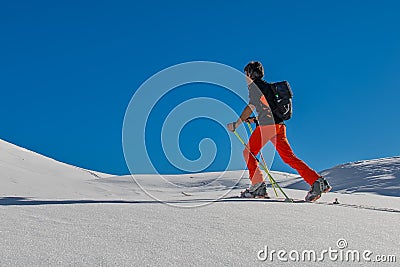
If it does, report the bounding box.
[243,124,320,186]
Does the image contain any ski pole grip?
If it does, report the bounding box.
[231,121,236,131]
[246,116,259,127]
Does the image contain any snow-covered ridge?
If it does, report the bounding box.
[0,138,114,199]
[320,157,400,197]
[1,137,399,200]
[0,138,112,178]
[282,157,400,198]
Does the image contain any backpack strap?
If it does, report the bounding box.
[269,82,278,98]
[268,83,278,96]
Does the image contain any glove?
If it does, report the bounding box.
[227,122,237,132]
[245,116,258,125]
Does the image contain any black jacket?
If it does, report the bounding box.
[248,78,284,125]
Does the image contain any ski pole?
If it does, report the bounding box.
[233,130,291,201]
[246,120,278,197]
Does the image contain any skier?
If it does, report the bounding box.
[227,61,331,201]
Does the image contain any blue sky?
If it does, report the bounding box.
[1,0,399,175]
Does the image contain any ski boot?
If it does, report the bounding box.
[240,181,270,198]
[305,177,332,202]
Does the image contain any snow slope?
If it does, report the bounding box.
[321,157,400,197]
[0,139,114,199]
[0,139,399,266]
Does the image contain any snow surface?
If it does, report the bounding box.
[0,139,399,266]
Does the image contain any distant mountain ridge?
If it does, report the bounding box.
[1,138,399,198]
[320,156,400,197]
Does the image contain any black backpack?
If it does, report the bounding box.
[269,81,293,121]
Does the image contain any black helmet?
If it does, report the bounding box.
[244,61,264,80]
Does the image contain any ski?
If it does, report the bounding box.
[222,196,305,203]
